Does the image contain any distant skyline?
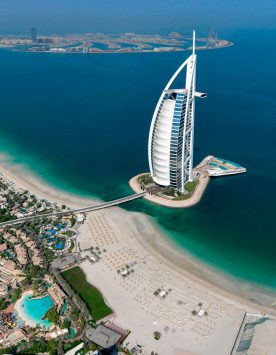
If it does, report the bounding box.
[0,0,276,35]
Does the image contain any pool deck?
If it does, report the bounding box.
[198,155,246,177]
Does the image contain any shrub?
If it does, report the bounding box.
[153,331,161,340]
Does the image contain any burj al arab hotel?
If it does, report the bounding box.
[148,31,207,193]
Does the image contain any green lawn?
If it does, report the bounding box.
[138,173,153,185]
[184,181,198,193]
[173,181,198,200]
[61,266,112,320]
[62,230,76,238]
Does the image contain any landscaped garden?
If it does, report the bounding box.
[138,173,198,200]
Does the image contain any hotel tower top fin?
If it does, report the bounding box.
[148,31,207,193]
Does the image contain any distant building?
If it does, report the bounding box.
[168,32,182,38]
[30,27,37,43]
[207,29,218,48]
[38,36,61,45]
[49,47,66,53]
[208,28,218,41]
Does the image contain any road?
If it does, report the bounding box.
[0,192,146,227]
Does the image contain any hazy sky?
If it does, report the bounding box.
[0,0,275,35]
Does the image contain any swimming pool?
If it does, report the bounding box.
[60,299,68,316]
[16,292,54,328]
[54,240,64,250]
[209,162,218,167]
[220,158,241,168]
[66,327,76,338]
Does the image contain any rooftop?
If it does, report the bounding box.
[85,325,121,349]
[0,243,7,252]
[52,253,81,270]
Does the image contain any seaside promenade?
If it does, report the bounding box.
[0,192,146,227]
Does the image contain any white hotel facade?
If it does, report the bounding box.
[148,32,206,192]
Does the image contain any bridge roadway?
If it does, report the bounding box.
[0,192,146,228]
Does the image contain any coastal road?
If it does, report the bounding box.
[0,192,146,227]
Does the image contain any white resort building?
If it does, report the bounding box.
[148,31,207,192]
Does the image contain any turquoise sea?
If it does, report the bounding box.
[0,29,276,290]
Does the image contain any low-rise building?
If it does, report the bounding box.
[25,240,42,266]
[85,323,127,349]
[14,244,28,265]
[45,328,68,340]
[77,213,85,223]
[0,257,25,294]
[0,243,7,253]
[0,258,17,271]
[64,342,84,355]
[17,231,30,243]
[2,233,18,244]
[47,283,66,312]
[0,195,7,208]
[0,328,28,347]
[52,254,81,271]
[32,253,42,266]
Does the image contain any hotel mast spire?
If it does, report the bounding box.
[192,30,196,58]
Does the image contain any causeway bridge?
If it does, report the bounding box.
[0,192,146,228]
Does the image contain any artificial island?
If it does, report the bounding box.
[129,31,246,207]
[0,29,232,54]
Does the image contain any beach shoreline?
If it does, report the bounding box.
[1,153,275,312]
[130,212,276,311]
[0,152,98,208]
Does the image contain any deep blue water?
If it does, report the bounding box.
[0,29,276,289]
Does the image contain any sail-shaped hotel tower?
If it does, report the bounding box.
[148,31,206,193]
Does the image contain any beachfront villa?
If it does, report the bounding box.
[148,31,207,193]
